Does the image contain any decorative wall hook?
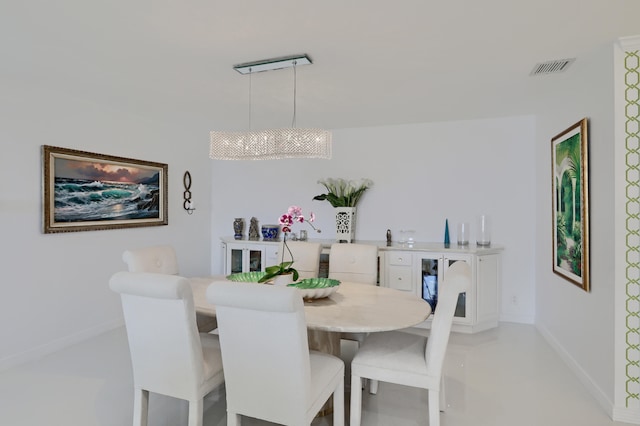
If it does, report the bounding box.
[183,171,195,214]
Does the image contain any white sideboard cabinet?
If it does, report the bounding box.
[221,237,502,333]
[380,244,502,333]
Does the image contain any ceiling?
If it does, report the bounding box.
[3,1,639,131]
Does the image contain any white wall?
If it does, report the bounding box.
[0,80,213,370]
[533,43,616,410]
[210,116,537,324]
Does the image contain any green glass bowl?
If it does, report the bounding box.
[226,271,268,283]
[288,277,341,289]
[288,277,340,299]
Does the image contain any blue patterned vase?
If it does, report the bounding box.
[261,225,280,241]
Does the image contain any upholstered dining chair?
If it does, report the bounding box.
[328,243,378,285]
[329,243,379,347]
[121,245,217,333]
[122,245,179,274]
[109,272,225,426]
[206,281,345,426]
[349,260,471,426]
[278,240,322,280]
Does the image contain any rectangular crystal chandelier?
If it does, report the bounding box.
[210,128,332,160]
[209,54,332,161]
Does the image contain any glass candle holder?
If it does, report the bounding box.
[476,215,491,247]
[457,222,469,246]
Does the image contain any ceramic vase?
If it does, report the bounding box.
[444,219,450,248]
[233,218,244,240]
[335,207,356,243]
[261,225,280,241]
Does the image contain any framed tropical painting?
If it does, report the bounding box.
[42,145,168,233]
[551,118,590,291]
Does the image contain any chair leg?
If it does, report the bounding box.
[369,379,379,394]
[439,375,446,412]
[333,376,345,426]
[428,390,440,426]
[349,374,363,426]
[188,399,203,426]
[133,388,149,426]
[227,411,241,426]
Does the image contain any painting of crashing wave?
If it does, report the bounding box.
[42,146,168,233]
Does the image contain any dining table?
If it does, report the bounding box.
[189,275,432,357]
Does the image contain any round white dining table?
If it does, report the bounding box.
[189,275,432,354]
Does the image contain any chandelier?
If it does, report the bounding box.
[210,54,332,160]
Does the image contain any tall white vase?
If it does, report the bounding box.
[335,207,356,243]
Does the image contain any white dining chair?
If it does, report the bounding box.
[329,243,379,350]
[109,272,225,426]
[278,240,322,280]
[349,260,471,426]
[328,243,378,285]
[206,281,345,426]
[121,245,217,333]
[122,245,179,274]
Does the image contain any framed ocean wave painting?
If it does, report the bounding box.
[42,146,168,233]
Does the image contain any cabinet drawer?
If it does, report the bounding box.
[387,252,413,266]
[387,266,413,291]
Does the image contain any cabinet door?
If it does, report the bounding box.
[246,247,264,272]
[227,246,244,274]
[442,254,472,324]
[265,244,280,267]
[418,254,471,323]
[476,254,499,325]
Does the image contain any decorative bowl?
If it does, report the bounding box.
[226,271,268,283]
[288,277,340,299]
[261,225,280,241]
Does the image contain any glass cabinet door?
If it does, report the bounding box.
[230,248,244,274]
[421,258,439,311]
[420,255,470,320]
[248,248,263,272]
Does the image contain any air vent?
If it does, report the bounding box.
[530,58,575,76]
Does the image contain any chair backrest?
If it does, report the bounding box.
[206,282,311,425]
[278,241,322,280]
[328,243,378,285]
[109,272,205,401]
[122,245,178,274]
[424,260,471,378]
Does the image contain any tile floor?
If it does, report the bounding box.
[0,323,632,426]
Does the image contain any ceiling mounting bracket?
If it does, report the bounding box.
[233,54,312,74]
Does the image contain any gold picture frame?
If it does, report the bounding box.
[551,118,590,291]
[42,145,168,233]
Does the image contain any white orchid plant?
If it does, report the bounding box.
[313,178,373,207]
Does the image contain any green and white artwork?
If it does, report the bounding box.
[551,118,590,291]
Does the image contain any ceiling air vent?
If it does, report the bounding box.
[530,58,575,76]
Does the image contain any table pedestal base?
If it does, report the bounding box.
[307,329,341,356]
[307,329,341,417]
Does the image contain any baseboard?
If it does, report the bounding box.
[0,318,124,373]
[536,322,615,420]
[613,406,640,424]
